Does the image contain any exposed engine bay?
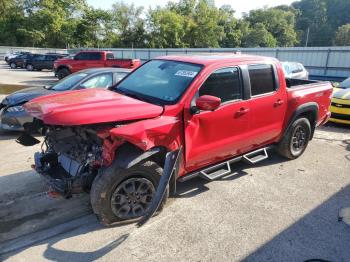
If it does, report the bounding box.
[32,124,116,197]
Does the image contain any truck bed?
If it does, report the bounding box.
[285,78,322,89]
[285,78,333,127]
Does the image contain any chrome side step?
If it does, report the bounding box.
[178,147,272,183]
[243,148,269,164]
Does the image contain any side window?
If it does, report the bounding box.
[199,67,242,103]
[80,73,113,89]
[106,53,114,60]
[114,72,128,83]
[248,64,276,96]
[35,55,46,61]
[74,53,85,60]
[46,55,57,61]
[88,52,102,60]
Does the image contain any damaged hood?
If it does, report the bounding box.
[24,89,164,126]
[2,86,56,106]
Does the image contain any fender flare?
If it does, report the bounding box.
[283,102,319,140]
[114,143,164,169]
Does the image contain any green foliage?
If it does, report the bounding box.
[334,24,350,46]
[0,0,349,48]
[242,23,277,47]
[244,7,298,47]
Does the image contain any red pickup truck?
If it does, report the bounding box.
[53,51,141,79]
[21,54,332,226]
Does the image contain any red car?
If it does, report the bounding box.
[54,51,141,79]
[21,54,332,226]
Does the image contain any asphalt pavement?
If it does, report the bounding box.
[0,124,349,262]
[0,63,349,262]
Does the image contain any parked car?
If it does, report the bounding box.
[53,51,141,79]
[24,54,67,71]
[19,54,332,226]
[329,77,350,124]
[5,51,31,63]
[8,53,40,69]
[282,61,309,79]
[0,68,131,131]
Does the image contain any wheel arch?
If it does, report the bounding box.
[56,65,71,73]
[113,142,177,194]
[283,102,318,141]
[114,142,168,169]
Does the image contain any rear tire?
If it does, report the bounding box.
[277,117,311,159]
[91,160,168,226]
[57,68,70,79]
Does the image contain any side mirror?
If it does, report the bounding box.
[195,95,221,112]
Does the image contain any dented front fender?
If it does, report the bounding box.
[109,116,182,152]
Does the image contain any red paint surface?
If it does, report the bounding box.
[25,54,333,176]
[23,89,163,125]
[54,51,140,73]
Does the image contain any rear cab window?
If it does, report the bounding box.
[248,64,278,96]
[106,53,114,60]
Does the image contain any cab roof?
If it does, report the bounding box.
[157,53,278,66]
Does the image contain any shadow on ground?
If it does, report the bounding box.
[0,130,21,141]
[243,184,350,262]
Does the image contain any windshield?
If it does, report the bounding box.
[116,60,203,104]
[50,73,88,91]
[339,78,350,89]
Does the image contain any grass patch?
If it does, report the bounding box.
[0,84,29,94]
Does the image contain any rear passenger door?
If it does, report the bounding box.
[246,64,287,146]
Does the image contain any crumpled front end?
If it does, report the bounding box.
[32,125,115,197]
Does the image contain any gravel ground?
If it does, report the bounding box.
[0,123,349,262]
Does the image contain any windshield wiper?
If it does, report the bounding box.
[116,88,160,105]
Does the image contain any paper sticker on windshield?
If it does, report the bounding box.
[175,70,198,78]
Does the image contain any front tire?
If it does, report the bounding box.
[91,160,168,225]
[26,64,34,71]
[57,68,70,79]
[10,62,17,69]
[277,117,311,159]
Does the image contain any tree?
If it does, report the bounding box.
[242,23,277,47]
[72,8,112,47]
[148,8,187,48]
[218,5,242,47]
[110,2,147,48]
[292,0,331,46]
[244,7,298,47]
[334,24,350,46]
[187,0,224,47]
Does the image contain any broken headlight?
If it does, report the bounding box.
[7,105,25,112]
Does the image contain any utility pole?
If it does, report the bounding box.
[305,27,310,47]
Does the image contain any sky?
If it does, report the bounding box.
[87,0,296,17]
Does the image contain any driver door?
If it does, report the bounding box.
[184,67,251,172]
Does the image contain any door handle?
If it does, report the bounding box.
[274,99,284,106]
[236,107,250,116]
